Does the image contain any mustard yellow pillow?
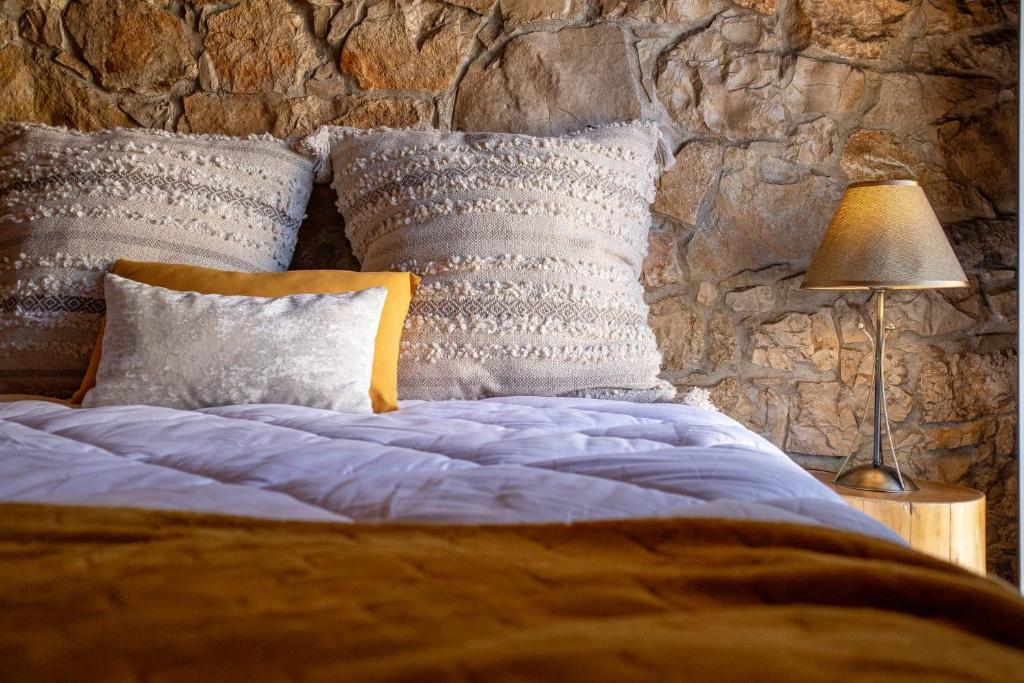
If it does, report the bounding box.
[71,261,419,413]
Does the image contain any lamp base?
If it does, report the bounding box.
[834,464,919,493]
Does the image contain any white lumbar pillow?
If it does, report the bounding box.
[82,275,387,413]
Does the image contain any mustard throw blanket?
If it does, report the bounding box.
[1,502,1022,682]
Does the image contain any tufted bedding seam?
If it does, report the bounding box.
[1,404,780,491]
[2,409,716,516]
[0,398,888,536]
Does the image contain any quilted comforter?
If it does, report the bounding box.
[1,396,893,539]
[4,396,1024,681]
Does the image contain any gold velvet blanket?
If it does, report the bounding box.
[2,502,1023,682]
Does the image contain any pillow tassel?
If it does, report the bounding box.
[298,127,335,184]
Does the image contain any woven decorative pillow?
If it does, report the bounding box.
[303,121,675,401]
[82,276,386,412]
[0,123,315,397]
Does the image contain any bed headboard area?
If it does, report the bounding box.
[0,0,1017,577]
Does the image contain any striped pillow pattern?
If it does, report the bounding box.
[0,123,315,397]
[307,121,675,402]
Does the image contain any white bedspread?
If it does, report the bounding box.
[0,396,898,542]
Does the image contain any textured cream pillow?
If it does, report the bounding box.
[302,121,675,402]
[0,122,316,398]
[82,275,387,412]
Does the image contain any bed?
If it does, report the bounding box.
[2,397,1023,681]
[3,119,1022,681]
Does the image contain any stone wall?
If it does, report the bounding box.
[0,0,1018,580]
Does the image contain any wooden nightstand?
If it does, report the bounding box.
[809,470,986,575]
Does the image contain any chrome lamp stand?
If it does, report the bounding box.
[834,289,918,493]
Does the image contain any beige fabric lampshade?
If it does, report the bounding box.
[801,180,968,290]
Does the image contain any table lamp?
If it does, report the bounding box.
[801,180,968,492]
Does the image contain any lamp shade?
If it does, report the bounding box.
[801,180,968,290]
